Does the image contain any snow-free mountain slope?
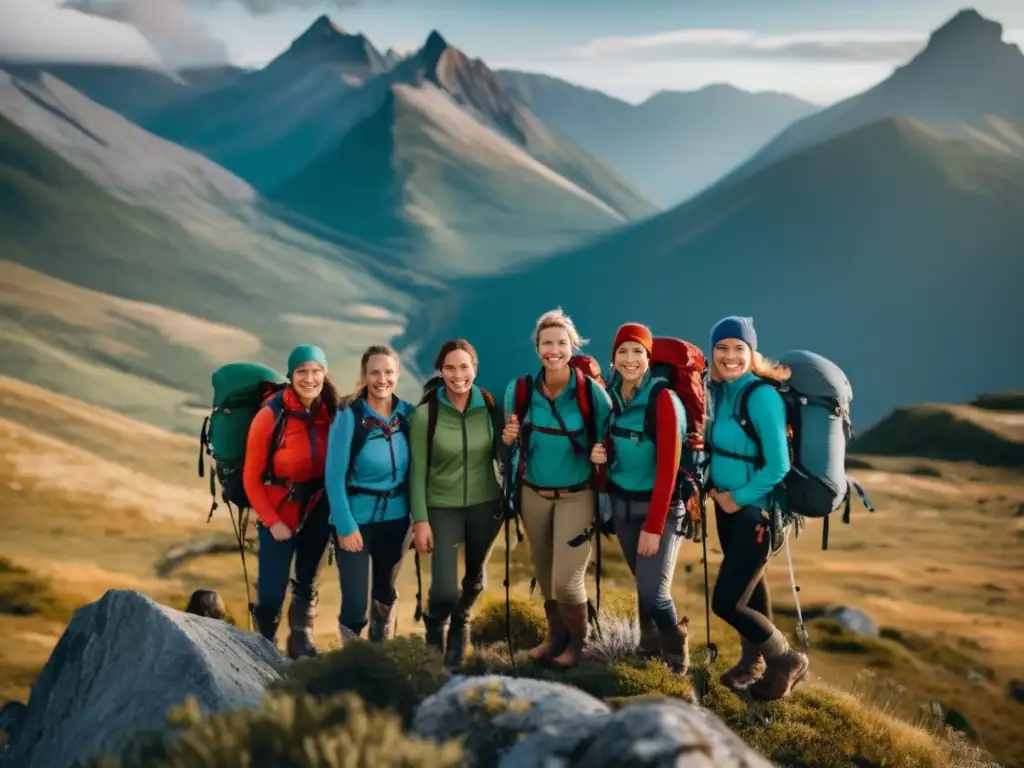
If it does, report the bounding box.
[402,115,1024,429]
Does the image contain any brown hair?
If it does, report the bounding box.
[433,339,479,372]
[342,344,401,403]
[288,361,340,418]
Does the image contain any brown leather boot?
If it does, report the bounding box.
[285,588,320,660]
[746,629,810,701]
[550,602,589,668]
[368,599,398,642]
[529,599,568,661]
[251,603,281,647]
[338,621,362,648]
[638,608,661,657]
[657,616,690,675]
[720,636,767,692]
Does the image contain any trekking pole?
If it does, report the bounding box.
[699,493,717,698]
[501,449,519,677]
[227,502,255,632]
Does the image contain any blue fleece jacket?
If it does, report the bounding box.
[325,396,416,536]
[706,372,790,510]
[503,368,612,489]
[608,371,687,493]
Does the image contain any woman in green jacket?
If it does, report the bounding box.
[409,339,503,668]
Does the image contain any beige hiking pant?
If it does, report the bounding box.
[519,485,594,605]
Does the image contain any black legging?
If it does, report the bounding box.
[712,502,775,645]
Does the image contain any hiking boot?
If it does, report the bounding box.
[720,636,767,693]
[338,621,362,648]
[285,588,320,660]
[746,629,810,701]
[368,599,398,642]
[443,614,469,669]
[550,601,589,668]
[657,616,690,675]
[252,603,281,646]
[638,609,661,657]
[529,599,569,662]
[423,601,453,656]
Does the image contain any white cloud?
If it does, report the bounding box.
[565,27,1024,64]
[0,0,166,66]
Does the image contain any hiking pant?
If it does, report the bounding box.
[712,503,774,645]
[334,517,411,636]
[519,485,594,605]
[255,497,331,613]
[610,495,684,629]
[427,499,503,619]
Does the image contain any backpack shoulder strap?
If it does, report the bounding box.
[736,378,777,456]
[425,390,440,470]
[347,400,369,476]
[262,390,288,485]
[513,375,533,424]
[643,378,670,443]
[576,373,597,447]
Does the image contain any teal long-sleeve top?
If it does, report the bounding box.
[503,368,612,489]
[706,372,790,510]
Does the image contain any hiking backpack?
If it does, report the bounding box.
[726,349,874,550]
[198,362,289,512]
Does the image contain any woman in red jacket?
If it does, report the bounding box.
[243,344,338,659]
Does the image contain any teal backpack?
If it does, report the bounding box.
[198,362,289,513]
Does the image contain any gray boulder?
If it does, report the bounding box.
[5,589,287,768]
[412,674,611,767]
[413,675,772,768]
[826,606,879,637]
[502,697,775,768]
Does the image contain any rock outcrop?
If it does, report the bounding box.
[413,674,773,767]
[4,589,287,768]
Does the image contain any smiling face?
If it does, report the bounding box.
[364,353,399,401]
[712,339,752,382]
[292,362,326,404]
[441,349,475,396]
[614,341,649,384]
[537,326,572,372]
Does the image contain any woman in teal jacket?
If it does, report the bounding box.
[325,344,416,644]
[502,308,612,669]
[705,315,809,701]
[409,339,503,668]
[590,323,690,674]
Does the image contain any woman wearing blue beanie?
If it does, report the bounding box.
[243,344,338,659]
[704,316,809,701]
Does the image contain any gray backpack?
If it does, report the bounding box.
[732,350,874,550]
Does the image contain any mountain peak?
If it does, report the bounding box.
[422,30,449,59]
[300,14,348,41]
[919,7,1016,61]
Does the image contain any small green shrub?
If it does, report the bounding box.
[271,637,451,726]
[87,691,464,767]
[470,596,545,650]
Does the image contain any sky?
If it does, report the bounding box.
[3,0,1024,105]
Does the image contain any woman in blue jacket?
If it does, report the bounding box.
[705,315,809,701]
[502,308,613,668]
[325,344,416,644]
[590,322,690,674]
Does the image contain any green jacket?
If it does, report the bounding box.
[409,385,501,523]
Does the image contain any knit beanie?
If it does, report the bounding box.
[287,344,328,377]
[612,322,654,358]
[710,316,757,352]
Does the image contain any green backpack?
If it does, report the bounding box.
[198,362,289,512]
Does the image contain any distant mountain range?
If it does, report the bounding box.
[719,8,1024,187]
[402,114,1024,428]
[0,6,1021,434]
[497,73,817,206]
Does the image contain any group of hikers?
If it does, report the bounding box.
[200,308,869,704]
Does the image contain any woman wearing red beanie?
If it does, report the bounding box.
[590,322,691,674]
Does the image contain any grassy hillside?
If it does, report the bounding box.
[266,84,637,277]
[0,112,422,433]
[0,380,1020,765]
[401,116,1024,429]
[851,401,1024,467]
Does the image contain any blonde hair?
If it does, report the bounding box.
[532,307,587,350]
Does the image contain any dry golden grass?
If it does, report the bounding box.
[0,381,1021,765]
